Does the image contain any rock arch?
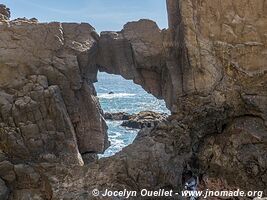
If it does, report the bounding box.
[0,0,266,198]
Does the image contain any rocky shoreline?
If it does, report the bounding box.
[0,1,266,199]
[104,111,168,129]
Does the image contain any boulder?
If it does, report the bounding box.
[121,111,168,129]
[104,112,131,120]
[104,111,168,129]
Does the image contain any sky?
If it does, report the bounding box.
[1,0,168,32]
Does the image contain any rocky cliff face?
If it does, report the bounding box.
[0,1,266,199]
[97,20,166,101]
[165,0,267,194]
[0,8,110,196]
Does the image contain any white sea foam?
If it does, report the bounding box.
[96,72,169,158]
[97,93,136,99]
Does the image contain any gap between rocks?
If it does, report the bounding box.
[94,72,170,158]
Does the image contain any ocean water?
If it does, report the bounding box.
[94,72,170,157]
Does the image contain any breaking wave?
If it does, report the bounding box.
[97,93,136,99]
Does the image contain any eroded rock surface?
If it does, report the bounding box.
[97,19,174,109]
[0,8,110,196]
[0,1,266,199]
[120,111,167,129]
[0,4,10,20]
[104,112,131,120]
[0,177,9,200]
[104,111,167,129]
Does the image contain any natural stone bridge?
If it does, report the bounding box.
[0,0,266,199]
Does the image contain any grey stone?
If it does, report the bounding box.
[0,178,8,200]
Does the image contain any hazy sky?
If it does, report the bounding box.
[2,0,168,32]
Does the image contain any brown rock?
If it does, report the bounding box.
[0,4,10,20]
[97,19,167,103]
[104,112,131,120]
[0,1,266,199]
[121,111,167,129]
[0,16,108,165]
[198,117,267,193]
[0,161,15,183]
[0,178,9,200]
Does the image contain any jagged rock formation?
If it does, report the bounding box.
[104,112,131,120]
[120,111,167,129]
[0,4,10,20]
[0,16,109,163]
[165,0,267,194]
[0,0,266,199]
[97,20,167,102]
[0,16,110,198]
[104,111,167,129]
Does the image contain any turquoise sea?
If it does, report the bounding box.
[94,72,170,157]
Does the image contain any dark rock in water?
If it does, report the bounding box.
[104,112,131,120]
[104,111,167,129]
[108,91,114,94]
[121,111,167,129]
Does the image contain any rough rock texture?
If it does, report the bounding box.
[198,116,267,192]
[166,0,267,193]
[104,112,131,120]
[0,14,110,197]
[41,121,192,199]
[95,1,267,196]
[120,111,167,129]
[97,19,173,108]
[166,0,267,109]
[0,4,10,20]
[0,1,266,199]
[0,12,109,164]
[0,177,9,200]
[104,111,167,129]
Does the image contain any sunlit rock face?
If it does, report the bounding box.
[0,1,266,199]
[96,19,184,112]
[97,20,166,101]
[97,0,267,113]
[0,14,110,198]
[0,17,109,165]
[0,4,10,20]
[164,0,267,195]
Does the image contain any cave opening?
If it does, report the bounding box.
[94,72,170,157]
